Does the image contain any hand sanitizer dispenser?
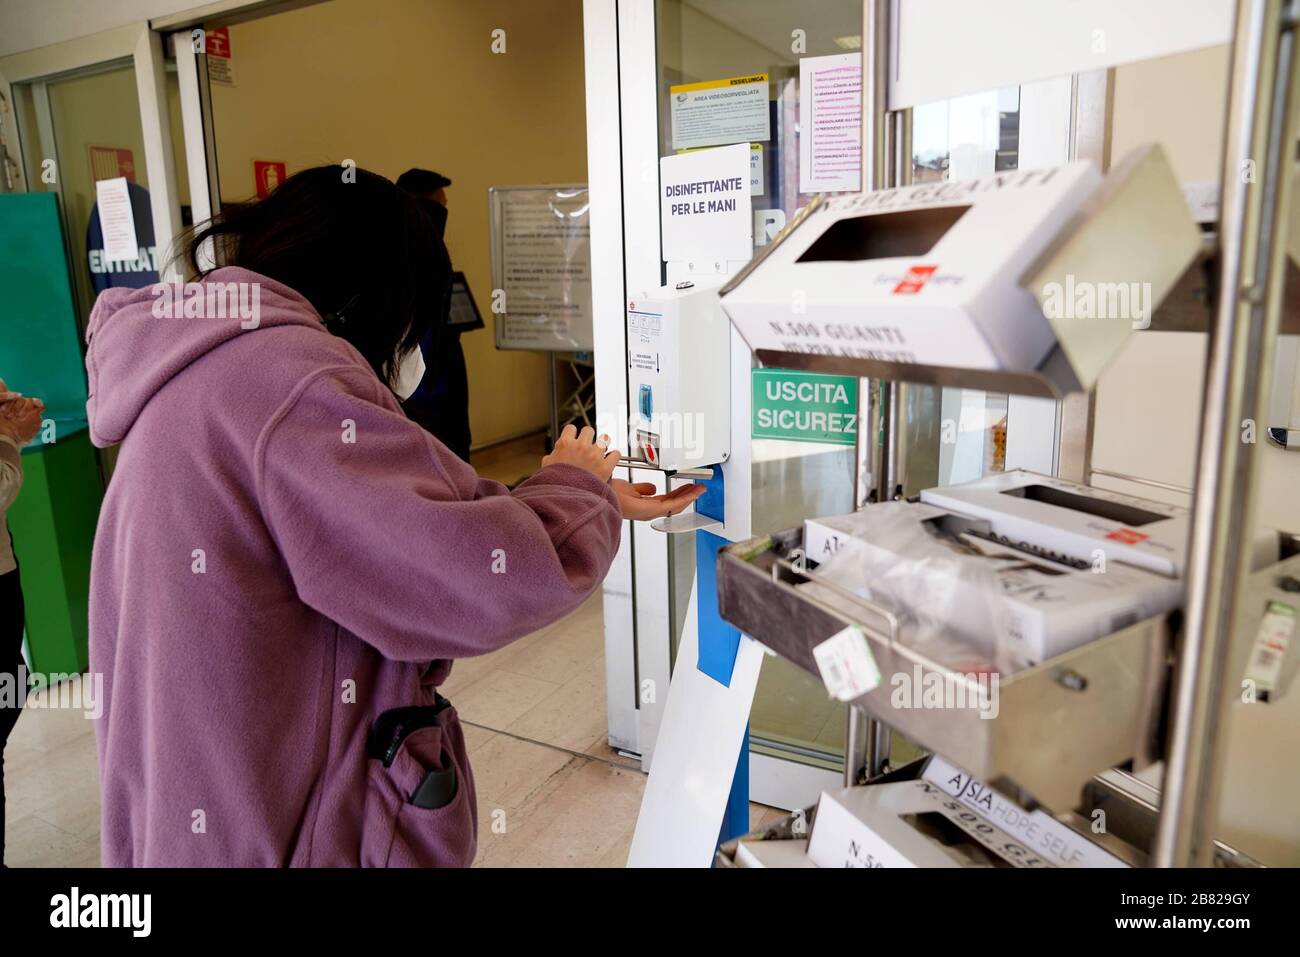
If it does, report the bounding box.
[626,279,731,472]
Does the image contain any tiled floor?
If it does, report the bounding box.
[2,433,783,867]
[3,688,103,868]
[452,592,651,866]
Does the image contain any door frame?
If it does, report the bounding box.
[584,0,854,790]
[1,23,185,280]
[0,0,323,256]
[584,0,679,765]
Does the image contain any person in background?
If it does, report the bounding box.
[395,168,472,462]
[85,166,703,867]
[0,380,44,867]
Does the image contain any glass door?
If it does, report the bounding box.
[653,0,865,800]
[601,1,1085,805]
[13,54,192,481]
[643,5,1080,806]
[15,63,155,334]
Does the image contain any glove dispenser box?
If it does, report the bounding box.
[718,144,1200,397]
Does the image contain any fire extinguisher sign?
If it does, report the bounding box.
[253,161,287,198]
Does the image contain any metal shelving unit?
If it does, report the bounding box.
[715,0,1300,867]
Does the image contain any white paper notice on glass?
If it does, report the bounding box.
[488,185,593,351]
[799,53,863,194]
[96,177,139,263]
[660,144,753,264]
[670,73,770,151]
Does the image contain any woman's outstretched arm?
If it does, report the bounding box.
[255,365,623,662]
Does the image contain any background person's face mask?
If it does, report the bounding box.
[392,346,426,400]
[422,199,448,240]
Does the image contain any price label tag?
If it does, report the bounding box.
[813,625,882,701]
[1246,599,1295,701]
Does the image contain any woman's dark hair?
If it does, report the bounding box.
[171,165,450,389]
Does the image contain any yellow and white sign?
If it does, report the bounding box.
[669,73,770,151]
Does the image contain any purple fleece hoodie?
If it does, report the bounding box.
[85,267,622,867]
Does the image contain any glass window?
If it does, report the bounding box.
[655,0,866,770]
[912,87,1025,486]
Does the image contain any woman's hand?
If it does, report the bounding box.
[538,426,706,520]
[0,393,44,446]
[540,424,620,483]
[611,479,706,521]
[0,378,21,407]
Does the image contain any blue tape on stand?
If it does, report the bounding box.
[690,462,750,853]
[717,725,750,850]
[696,528,742,687]
[695,462,725,522]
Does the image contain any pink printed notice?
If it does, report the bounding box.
[800,53,863,194]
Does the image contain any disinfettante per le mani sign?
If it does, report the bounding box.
[751,369,858,445]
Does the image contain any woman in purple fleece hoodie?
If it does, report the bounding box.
[85,166,702,867]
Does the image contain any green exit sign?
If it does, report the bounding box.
[751,369,859,445]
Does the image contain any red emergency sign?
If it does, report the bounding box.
[206,27,232,58]
[254,161,288,198]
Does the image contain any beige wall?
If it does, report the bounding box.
[1112,44,1229,184]
[1094,45,1300,534]
[209,0,587,447]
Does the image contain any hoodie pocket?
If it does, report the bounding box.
[361,710,477,868]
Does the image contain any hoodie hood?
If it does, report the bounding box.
[85,267,330,446]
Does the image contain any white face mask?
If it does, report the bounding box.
[392,346,427,400]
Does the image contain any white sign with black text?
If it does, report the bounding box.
[94,177,139,263]
[660,144,753,264]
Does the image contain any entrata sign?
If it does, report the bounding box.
[751,369,858,445]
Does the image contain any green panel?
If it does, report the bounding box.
[0,192,89,438]
[1,195,101,676]
[751,369,859,445]
[7,433,102,676]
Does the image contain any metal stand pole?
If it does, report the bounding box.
[1154,0,1298,866]
[1055,70,1110,485]
[843,0,904,785]
[844,708,867,787]
[547,351,560,449]
[862,0,895,507]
